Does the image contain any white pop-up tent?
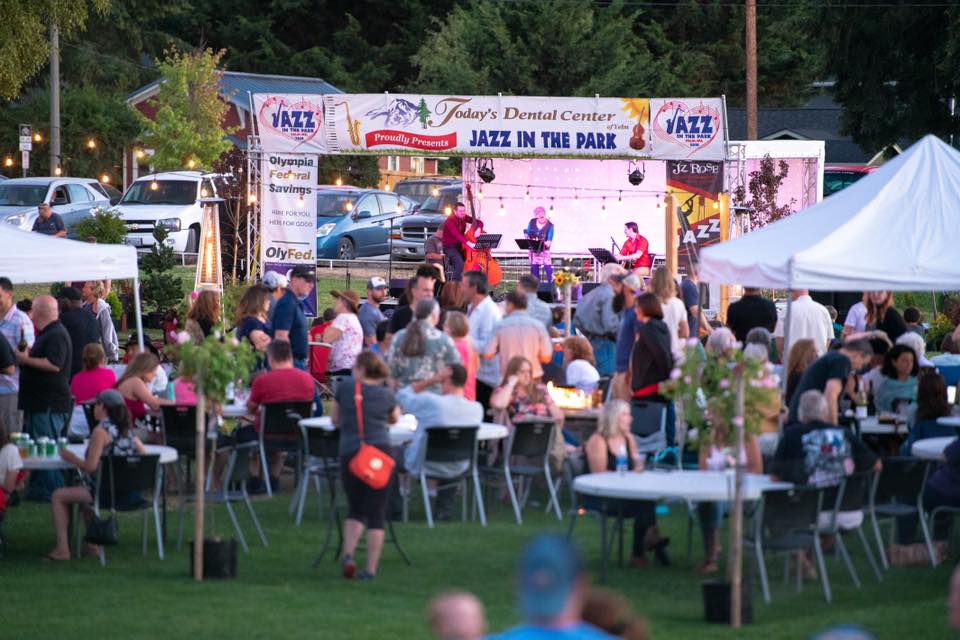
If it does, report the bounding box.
[0,225,144,347]
[701,134,960,291]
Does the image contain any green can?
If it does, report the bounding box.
[45,440,57,457]
[29,442,39,458]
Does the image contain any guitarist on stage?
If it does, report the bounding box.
[441,202,483,281]
[615,221,652,276]
[524,206,554,282]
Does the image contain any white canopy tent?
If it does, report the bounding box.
[701,134,960,291]
[0,225,144,348]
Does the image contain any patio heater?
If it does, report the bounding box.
[195,198,224,292]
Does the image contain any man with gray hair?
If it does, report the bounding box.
[573,262,626,376]
[771,389,879,488]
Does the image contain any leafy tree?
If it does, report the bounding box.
[0,0,110,99]
[733,154,795,230]
[74,207,128,244]
[135,47,236,171]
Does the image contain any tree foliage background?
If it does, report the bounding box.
[0,0,958,178]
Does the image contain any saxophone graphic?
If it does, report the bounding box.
[337,101,362,145]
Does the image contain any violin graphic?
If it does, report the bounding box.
[630,106,646,151]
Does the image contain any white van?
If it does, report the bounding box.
[115,171,219,253]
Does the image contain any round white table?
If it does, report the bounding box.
[573,470,791,503]
[22,444,179,470]
[857,416,907,436]
[937,416,960,428]
[298,416,509,446]
[222,403,250,419]
[911,437,956,460]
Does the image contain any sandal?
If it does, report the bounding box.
[355,570,376,581]
[43,552,70,562]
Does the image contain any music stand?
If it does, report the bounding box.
[474,234,502,250]
[588,248,618,265]
[515,238,544,252]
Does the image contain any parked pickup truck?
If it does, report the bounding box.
[115,171,219,253]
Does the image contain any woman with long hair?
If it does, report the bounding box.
[584,400,670,567]
[81,279,119,362]
[875,344,919,412]
[333,351,400,580]
[901,372,955,455]
[490,356,564,427]
[387,298,460,392]
[444,311,477,401]
[186,289,221,344]
[46,389,146,560]
[115,352,172,424]
[234,284,272,353]
[562,335,600,391]
[865,290,907,343]
[785,338,818,404]
[630,293,673,399]
[648,266,689,359]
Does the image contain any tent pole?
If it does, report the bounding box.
[133,275,145,350]
[778,259,794,432]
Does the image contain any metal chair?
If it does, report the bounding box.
[868,456,935,569]
[91,453,163,566]
[819,472,883,587]
[291,424,340,528]
[418,425,484,528]
[745,486,830,604]
[259,401,313,496]
[482,418,562,524]
[629,398,667,457]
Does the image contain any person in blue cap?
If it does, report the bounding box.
[489,534,615,639]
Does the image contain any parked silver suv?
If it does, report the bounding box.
[391,183,462,261]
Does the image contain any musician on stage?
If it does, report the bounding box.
[441,202,482,281]
[615,221,651,275]
[423,226,446,283]
[524,206,554,282]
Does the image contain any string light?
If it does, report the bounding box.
[135,149,145,159]
[186,158,196,169]
[432,187,440,197]
[33,132,42,143]
[444,206,452,216]
[498,198,506,217]
[101,174,110,183]
[247,193,257,204]
[200,187,209,197]
[395,201,403,213]
[383,183,391,192]
[618,190,622,202]
[54,166,62,176]
[548,197,555,214]
[3,157,12,168]
[477,185,484,200]
[86,138,96,149]
[150,180,159,191]
[297,195,305,208]
[713,200,720,210]
[601,197,606,212]
[345,201,354,212]
[335,176,343,186]
[524,186,530,201]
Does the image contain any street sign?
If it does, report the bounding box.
[21,151,29,170]
[18,123,32,151]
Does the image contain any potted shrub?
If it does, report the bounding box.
[169,328,255,580]
[140,226,183,327]
[73,206,128,244]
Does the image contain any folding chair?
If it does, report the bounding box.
[482,418,561,524]
[259,401,313,497]
[91,453,163,566]
[745,486,830,604]
[419,426,484,528]
[869,456,936,569]
[819,472,883,587]
[630,398,668,458]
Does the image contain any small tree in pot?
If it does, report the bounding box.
[140,226,183,323]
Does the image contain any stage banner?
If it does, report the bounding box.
[321,93,658,157]
[260,153,318,316]
[667,160,726,268]
[650,99,726,161]
[254,94,327,154]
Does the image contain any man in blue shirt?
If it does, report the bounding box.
[490,534,615,639]
[271,265,314,371]
[32,203,66,237]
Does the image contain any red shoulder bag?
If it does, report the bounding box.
[348,382,395,489]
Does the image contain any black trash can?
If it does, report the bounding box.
[701,579,752,625]
[189,538,238,579]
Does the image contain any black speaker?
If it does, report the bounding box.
[536,282,555,303]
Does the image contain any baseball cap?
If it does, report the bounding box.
[620,274,643,292]
[517,534,584,620]
[329,289,360,313]
[367,276,388,290]
[96,389,126,409]
[59,286,82,301]
[289,265,316,281]
[261,271,288,291]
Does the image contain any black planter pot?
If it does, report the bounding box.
[189,538,238,579]
[701,579,752,625]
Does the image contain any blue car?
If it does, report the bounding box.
[315,187,416,259]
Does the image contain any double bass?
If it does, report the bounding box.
[462,183,502,286]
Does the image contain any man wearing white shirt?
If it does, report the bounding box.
[842,298,868,337]
[464,270,502,409]
[775,289,834,357]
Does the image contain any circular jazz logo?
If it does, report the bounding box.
[652,101,720,153]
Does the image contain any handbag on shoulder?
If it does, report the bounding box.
[348,381,395,490]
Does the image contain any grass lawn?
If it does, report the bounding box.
[1,478,953,639]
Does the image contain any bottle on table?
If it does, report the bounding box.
[615,444,628,474]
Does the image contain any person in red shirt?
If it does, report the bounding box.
[441,202,483,282]
[616,221,651,275]
[239,339,315,489]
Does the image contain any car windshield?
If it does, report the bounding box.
[419,189,461,214]
[120,180,197,205]
[0,184,47,206]
[317,193,358,217]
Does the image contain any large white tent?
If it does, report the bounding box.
[701,135,960,291]
[0,224,144,346]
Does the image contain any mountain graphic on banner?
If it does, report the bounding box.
[366,99,420,126]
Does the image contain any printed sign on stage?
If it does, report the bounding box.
[260,153,318,315]
[667,160,726,268]
[254,94,327,154]
[650,99,726,161]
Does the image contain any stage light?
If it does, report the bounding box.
[628,161,645,186]
[477,158,495,183]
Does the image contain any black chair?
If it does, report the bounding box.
[91,453,163,566]
[259,401,313,496]
[82,401,98,433]
[630,398,667,456]
[820,472,883,587]
[869,456,935,569]
[745,486,830,603]
[292,424,340,527]
[418,426,483,528]
[482,418,561,524]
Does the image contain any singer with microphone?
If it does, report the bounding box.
[615,221,651,276]
[524,206,554,282]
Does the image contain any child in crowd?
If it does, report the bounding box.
[904,307,925,337]
[826,305,842,339]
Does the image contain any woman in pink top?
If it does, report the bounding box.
[70,344,116,402]
[444,312,477,401]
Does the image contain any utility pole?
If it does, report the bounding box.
[746,0,758,140]
[49,20,61,175]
